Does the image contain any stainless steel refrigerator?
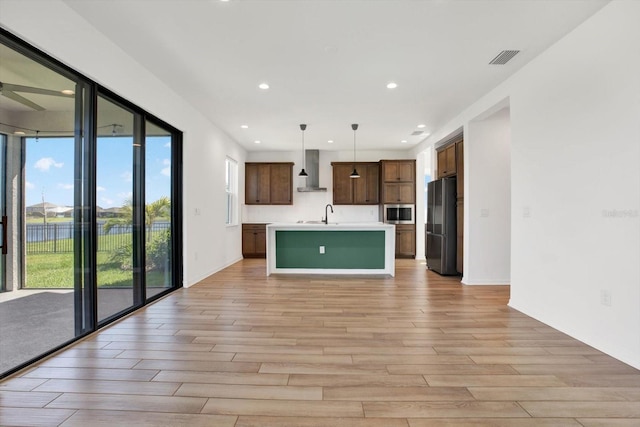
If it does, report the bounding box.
[426,177,457,275]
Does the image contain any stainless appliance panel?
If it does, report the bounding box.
[383,204,414,224]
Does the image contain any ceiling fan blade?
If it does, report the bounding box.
[0,81,73,97]
[1,90,46,111]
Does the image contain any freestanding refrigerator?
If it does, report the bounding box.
[426,176,457,275]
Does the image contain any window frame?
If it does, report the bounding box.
[225,157,238,226]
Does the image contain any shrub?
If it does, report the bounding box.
[109,228,170,271]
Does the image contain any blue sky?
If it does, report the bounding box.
[26,136,171,208]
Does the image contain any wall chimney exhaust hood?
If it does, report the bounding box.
[297,150,327,192]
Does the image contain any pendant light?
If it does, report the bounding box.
[298,123,308,177]
[350,123,360,178]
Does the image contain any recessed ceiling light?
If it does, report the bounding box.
[14,131,26,135]
[240,125,249,129]
[258,83,270,90]
[400,140,408,144]
[254,140,261,144]
[61,89,75,95]
[386,82,398,89]
[327,140,334,144]
[417,124,426,129]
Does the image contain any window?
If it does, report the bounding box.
[225,157,238,225]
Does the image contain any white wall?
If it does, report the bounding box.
[244,149,411,224]
[508,1,640,368]
[0,0,247,287]
[464,107,511,285]
[412,0,640,368]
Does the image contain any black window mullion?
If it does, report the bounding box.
[132,114,145,305]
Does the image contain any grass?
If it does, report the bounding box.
[25,233,170,289]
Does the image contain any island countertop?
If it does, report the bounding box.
[266,222,395,276]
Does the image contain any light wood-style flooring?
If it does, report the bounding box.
[2,259,640,426]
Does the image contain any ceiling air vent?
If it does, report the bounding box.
[411,130,424,136]
[489,50,520,65]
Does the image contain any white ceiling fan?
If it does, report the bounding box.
[0,81,74,111]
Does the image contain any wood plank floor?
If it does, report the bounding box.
[2,259,640,426]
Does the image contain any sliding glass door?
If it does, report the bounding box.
[0,29,182,378]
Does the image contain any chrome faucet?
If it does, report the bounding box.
[323,204,334,224]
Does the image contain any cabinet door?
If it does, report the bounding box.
[437,150,447,179]
[437,145,457,178]
[354,164,379,204]
[269,163,292,204]
[242,230,256,256]
[333,163,354,204]
[383,162,399,182]
[445,144,457,176]
[395,224,416,258]
[456,200,463,273]
[396,161,415,182]
[456,141,464,198]
[383,182,415,203]
[245,163,271,204]
[255,230,267,256]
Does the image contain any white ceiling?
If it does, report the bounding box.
[62,0,609,152]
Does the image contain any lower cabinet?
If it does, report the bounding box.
[242,223,267,258]
[395,224,416,258]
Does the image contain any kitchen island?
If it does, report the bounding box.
[266,222,395,276]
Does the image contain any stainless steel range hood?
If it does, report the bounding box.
[297,150,327,192]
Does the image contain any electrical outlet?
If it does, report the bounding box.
[523,206,531,218]
[600,290,612,306]
[319,246,325,254]
[194,252,198,261]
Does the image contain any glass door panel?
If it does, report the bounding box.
[96,96,137,322]
[144,121,172,299]
[0,135,5,292]
[0,40,82,376]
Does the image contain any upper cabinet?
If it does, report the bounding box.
[380,160,416,204]
[436,144,457,178]
[245,162,294,205]
[383,160,415,182]
[331,162,380,205]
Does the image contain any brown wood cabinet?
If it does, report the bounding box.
[245,162,293,205]
[437,144,457,178]
[380,160,416,204]
[395,224,416,258]
[383,160,415,182]
[331,162,379,205]
[382,182,415,204]
[456,141,464,273]
[242,223,267,258]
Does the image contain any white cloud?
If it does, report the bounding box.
[161,167,171,177]
[34,157,63,171]
[163,158,170,165]
[57,183,74,190]
[97,186,106,192]
[25,181,35,190]
[164,142,171,148]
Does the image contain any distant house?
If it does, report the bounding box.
[99,207,125,218]
[26,202,73,218]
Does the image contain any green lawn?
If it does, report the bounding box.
[25,233,169,289]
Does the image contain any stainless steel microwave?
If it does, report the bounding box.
[383,204,415,224]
